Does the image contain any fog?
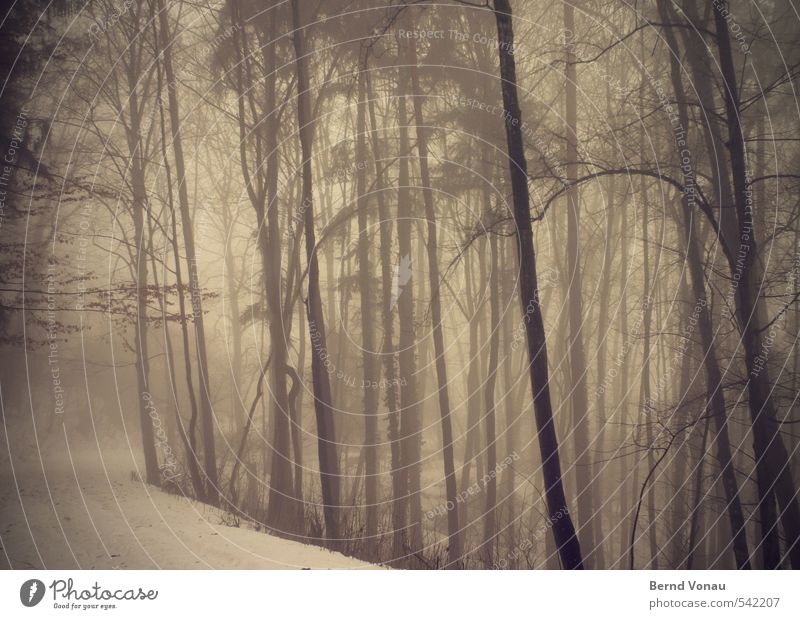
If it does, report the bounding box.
[1,0,799,569]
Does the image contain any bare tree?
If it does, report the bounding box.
[156,0,218,502]
[291,0,341,547]
[406,16,462,565]
[492,0,583,570]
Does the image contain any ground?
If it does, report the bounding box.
[0,433,376,569]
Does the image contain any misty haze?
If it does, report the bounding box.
[1,0,799,570]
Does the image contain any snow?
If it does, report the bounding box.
[0,436,378,569]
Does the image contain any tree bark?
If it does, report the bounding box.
[658,0,751,568]
[492,0,583,570]
[406,31,463,566]
[459,244,483,523]
[291,0,340,546]
[395,42,422,559]
[126,41,159,486]
[156,0,218,503]
[259,7,298,534]
[482,233,500,567]
[686,416,710,569]
[593,171,616,570]
[563,0,594,563]
[365,68,405,561]
[150,32,205,499]
[355,52,379,550]
[712,0,800,568]
[131,163,159,487]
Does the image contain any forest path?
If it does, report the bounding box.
[0,434,376,569]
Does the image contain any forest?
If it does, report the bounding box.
[1,0,799,570]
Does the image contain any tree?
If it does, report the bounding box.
[405,14,462,565]
[156,0,218,502]
[291,0,341,547]
[657,0,750,569]
[355,48,379,550]
[394,33,422,559]
[491,0,583,570]
[482,231,500,566]
[562,0,594,562]
[711,0,800,568]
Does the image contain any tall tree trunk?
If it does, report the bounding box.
[658,0,751,568]
[500,239,517,552]
[132,163,159,486]
[712,0,800,568]
[407,27,463,565]
[615,196,632,566]
[500,244,514,471]
[156,0,218,503]
[355,53,378,550]
[126,50,159,486]
[395,43,422,559]
[365,68,404,560]
[686,416,711,569]
[679,1,778,566]
[632,36,660,568]
[636,165,660,570]
[482,233,500,566]
[593,171,616,570]
[492,0,583,570]
[150,36,205,499]
[669,277,694,568]
[291,0,340,546]
[459,245,483,519]
[259,5,297,534]
[562,1,594,565]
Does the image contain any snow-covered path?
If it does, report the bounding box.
[0,438,376,569]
